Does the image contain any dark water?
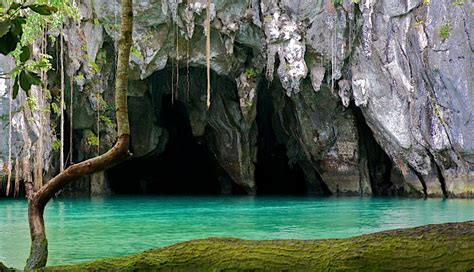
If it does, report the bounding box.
[1,196,473,269]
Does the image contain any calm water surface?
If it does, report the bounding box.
[1,196,473,268]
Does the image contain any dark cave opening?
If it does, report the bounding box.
[108,93,222,195]
[351,105,394,196]
[254,83,308,195]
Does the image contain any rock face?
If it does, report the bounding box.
[1,0,472,197]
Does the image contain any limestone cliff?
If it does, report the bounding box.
[1,0,472,197]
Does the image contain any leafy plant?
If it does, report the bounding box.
[99,114,113,126]
[439,24,450,41]
[96,49,107,66]
[89,60,100,74]
[85,130,99,147]
[26,96,36,111]
[0,1,59,98]
[74,73,85,82]
[244,67,259,79]
[130,46,142,59]
[52,139,61,151]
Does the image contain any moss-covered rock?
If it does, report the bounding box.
[46,221,474,271]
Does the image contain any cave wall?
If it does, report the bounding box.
[1,0,472,197]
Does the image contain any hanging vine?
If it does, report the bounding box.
[6,69,13,196]
[96,89,100,155]
[186,39,190,102]
[176,24,180,101]
[171,22,175,106]
[205,0,211,108]
[69,66,74,164]
[60,23,65,172]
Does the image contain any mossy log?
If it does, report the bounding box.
[44,221,474,271]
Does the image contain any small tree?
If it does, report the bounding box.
[1,0,133,269]
[25,0,133,269]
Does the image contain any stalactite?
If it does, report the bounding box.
[206,0,211,108]
[60,24,65,172]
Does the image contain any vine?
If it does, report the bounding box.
[206,0,211,108]
[60,22,64,172]
[175,23,179,101]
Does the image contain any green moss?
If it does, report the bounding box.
[45,222,474,271]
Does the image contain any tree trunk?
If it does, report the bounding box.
[24,0,133,269]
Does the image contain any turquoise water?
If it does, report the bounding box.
[1,196,473,269]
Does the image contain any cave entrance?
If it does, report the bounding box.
[351,105,394,196]
[108,93,221,195]
[254,83,308,195]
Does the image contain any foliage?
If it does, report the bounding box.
[85,129,99,147]
[96,49,107,66]
[244,67,259,79]
[74,73,85,82]
[0,2,58,96]
[0,0,79,99]
[423,0,430,5]
[50,100,59,114]
[26,96,36,110]
[52,139,61,151]
[130,46,142,59]
[99,114,113,126]
[89,60,100,74]
[439,24,450,41]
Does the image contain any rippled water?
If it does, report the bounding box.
[0,196,473,269]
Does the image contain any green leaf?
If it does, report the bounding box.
[12,77,19,99]
[24,71,41,85]
[11,17,25,36]
[20,46,30,62]
[0,19,10,38]
[19,70,32,92]
[28,4,58,15]
[0,31,19,55]
[8,2,21,10]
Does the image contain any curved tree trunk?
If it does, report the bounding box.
[24,0,133,269]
